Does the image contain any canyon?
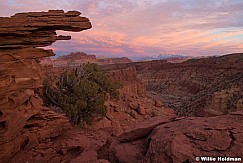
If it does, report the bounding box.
[0,10,243,163]
[103,54,243,116]
[137,54,243,116]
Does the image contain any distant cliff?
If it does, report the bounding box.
[49,52,132,67]
[57,52,97,61]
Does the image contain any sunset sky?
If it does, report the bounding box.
[1,0,243,59]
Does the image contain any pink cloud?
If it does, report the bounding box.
[0,0,243,58]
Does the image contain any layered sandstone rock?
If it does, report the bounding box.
[102,66,146,97]
[0,10,91,162]
[209,87,243,115]
[110,111,243,163]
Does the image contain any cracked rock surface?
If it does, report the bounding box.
[109,111,243,163]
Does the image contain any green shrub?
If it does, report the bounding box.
[43,63,120,125]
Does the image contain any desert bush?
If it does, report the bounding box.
[43,63,120,125]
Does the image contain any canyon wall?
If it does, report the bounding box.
[101,65,146,97]
[135,54,243,116]
[106,54,243,116]
[209,87,243,115]
[0,10,91,162]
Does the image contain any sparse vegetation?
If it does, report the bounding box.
[43,63,120,125]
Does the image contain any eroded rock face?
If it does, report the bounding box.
[102,66,146,97]
[110,111,243,163]
[0,10,91,162]
[209,87,243,114]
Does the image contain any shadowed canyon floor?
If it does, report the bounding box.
[1,10,243,163]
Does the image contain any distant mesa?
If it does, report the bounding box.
[57,52,97,62]
[137,54,191,63]
[41,52,133,66]
[97,56,132,64]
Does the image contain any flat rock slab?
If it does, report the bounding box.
[118,115,176,142]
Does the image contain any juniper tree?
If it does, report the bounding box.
[43,63,120,125]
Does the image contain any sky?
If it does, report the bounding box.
[0,0,243,59]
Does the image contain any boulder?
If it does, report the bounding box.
[129,102,139,110]
[155,100,163,107]
[137,104,146,115]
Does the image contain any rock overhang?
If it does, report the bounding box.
[0,10,92,49]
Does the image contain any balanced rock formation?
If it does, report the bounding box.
[110,111,243,163]
[0,10,91,162]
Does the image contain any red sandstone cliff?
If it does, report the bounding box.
[102,66,146,97]
[0,10,91,162]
